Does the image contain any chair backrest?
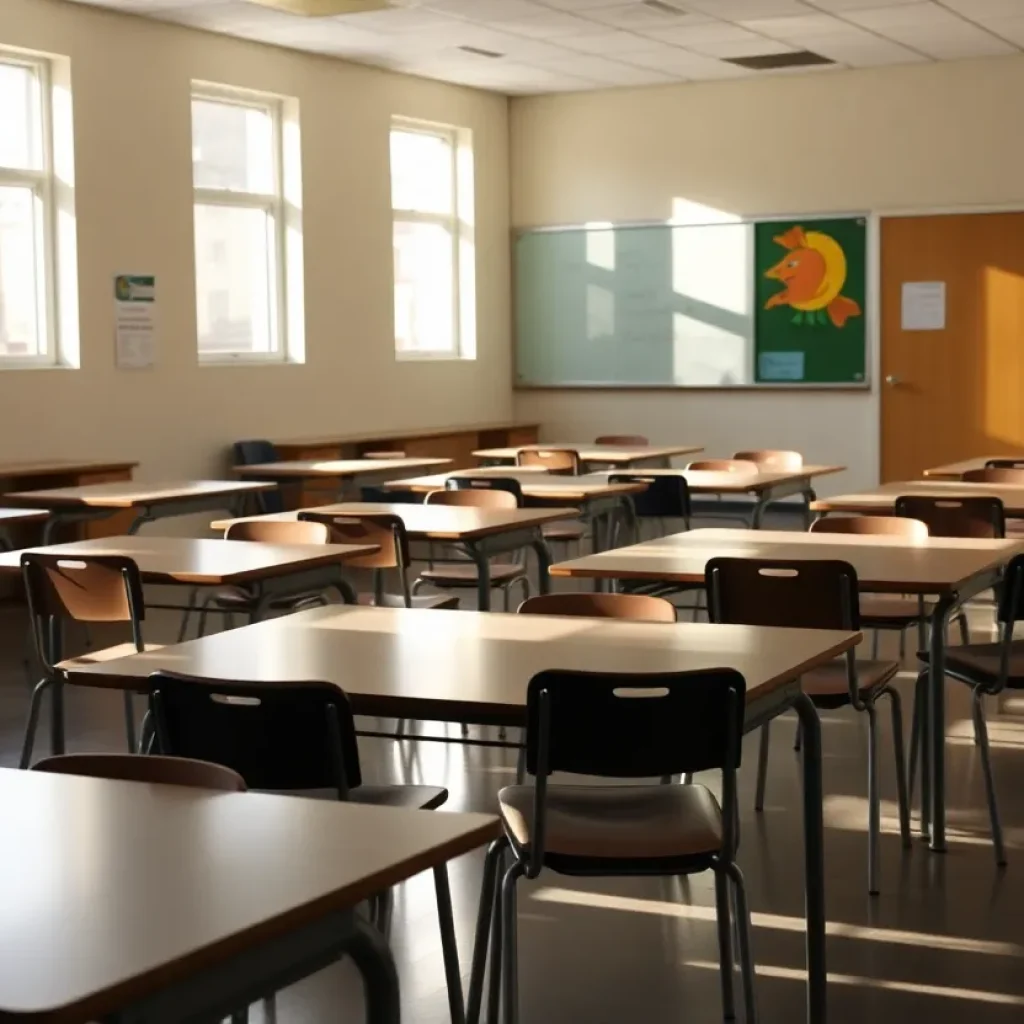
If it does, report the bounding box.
[985,459,1024,470]
[298,511,408,570]
[594,435,649,447]
[232,440,283,513]
[810,515,929,540]
[525,668,745,779]
[517,448,580,475]
[997,555,1024,624]
[445,476,524,505]
[148,672,361,795]
[733,449,804,471]
[21,552,145,626]
[518,592,676,623]
[225,518,329,544]
[894,495,1005,539]
[962,467,1024,485]
[609,473,691,519]
[706,557,859,631]
[426,488,518,510]
[687,459,760,473]
[31,753,246,792]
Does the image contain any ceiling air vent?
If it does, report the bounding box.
[458,45,505,58]
[246,0,390,15]
[726,50,835,70]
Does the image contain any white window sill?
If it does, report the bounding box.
[395,351,475,362]
[198,356,303,367]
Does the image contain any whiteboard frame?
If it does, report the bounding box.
[512,212,874,391]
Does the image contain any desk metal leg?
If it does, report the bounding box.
[530,536,552,596]
[347,918,401,1024]
[927,597,953,852]
[794,693,827,1024]
[467,543,492,611]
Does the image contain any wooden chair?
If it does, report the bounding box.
[31,752,246,792]
[516,448,580,475]
[298,511,457,610]
[518,592,676,622]
[963,467,1024,484]
[193,519,334,637]
[733,450,803,471]
[20,553,160,768]
[594,434,649,446]
[687,460,760,529]
[706,557,910,894]
[467,667,757,1024]
[414,490,530,610]
[687,459,760,473]
[148,671,464,1024]
[811,516,930,660]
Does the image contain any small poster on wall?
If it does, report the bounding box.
[114,274,156,370]
[754,218,867,384]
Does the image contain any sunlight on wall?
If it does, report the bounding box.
[585,223,615,271]
[984,266,1024,447]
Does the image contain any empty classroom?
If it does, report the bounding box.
[2,1,1024,1023]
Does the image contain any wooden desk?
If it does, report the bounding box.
[811,479,1024,517]
[0,767,497,1024]
[0,509,49,548]
[473,442,701,468]
[597,465,846,529]
[924,455,1024,478]
[66,604,860,1024]
[4,481,272,543]
[551,527,1024,862]
[212,502,578,610]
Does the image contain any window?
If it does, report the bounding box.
[0,53,58,365]
[391,119,475,359]
[192,85,302,362]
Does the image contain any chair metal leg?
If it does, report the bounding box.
[486,847,505,1024]
[176,587,199,643]
[871,629,880,660]
[754,722,770,812]
[433,864,467,1024]
[515,746,526,784]
[374,888,395,940]
[866,702,880,895]
[793,720,802,753]
[899,628,907,664]
[973,690,1007,866]
[138,709,156,754]
[908,671,930,837]
[500,861,526,1024]
[713,867,736,1020]
[467,841,502,1024]
[20,676,54,768]
[122,691,137,753]
[883,688,912,850]
[972,696,984,747]
[957,612,970,646]
[725,863,758,1024]
[262,997,277,1023]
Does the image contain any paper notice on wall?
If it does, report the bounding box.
[114,274,156,369]
[901,281,945,331]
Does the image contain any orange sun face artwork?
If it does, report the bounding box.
[764,225,862,328]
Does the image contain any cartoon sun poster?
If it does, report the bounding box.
[754,217,867,384]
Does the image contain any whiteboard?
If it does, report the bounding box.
[515,223,755,388]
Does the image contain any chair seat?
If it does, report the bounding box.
[59,642,164,672]
[498,783,723,861]
[542,522,587,541]
[419,563,526,586]
[922,639,1024,688]
[859,596,927,627]
[357,592,460,610]
[350,784,448,811]
[802,659,899,709]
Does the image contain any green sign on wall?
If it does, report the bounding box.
[754,217,867,384]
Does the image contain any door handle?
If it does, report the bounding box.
[885,375,901,386]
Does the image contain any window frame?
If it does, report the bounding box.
[0,51,59,368]
[390,117,465,361]
[191,84,288,364]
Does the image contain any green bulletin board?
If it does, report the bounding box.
[754,217,867,384]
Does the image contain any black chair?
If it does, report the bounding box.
[609,472,691,535]
[233,439,283,514]
[467,668,756,1024]
[986,459,1024,470]
[909,555,1024,866]
[706,557,910,895]
[148,671,464,1023]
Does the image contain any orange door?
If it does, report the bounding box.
[881,212,1024,481]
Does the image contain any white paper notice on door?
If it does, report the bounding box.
[901,281,946,331]
[114,274,156,369]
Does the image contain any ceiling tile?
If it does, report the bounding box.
[685,0,816,17]
[795,31,928,65]
[805,0,923,9]
[940,0,1024,19]
[983,16,1024,46]
[582,4,714,32]
[535,0,633,9]
[655,23,799,58]
[421,0,552,22]
[844,2,982,30]
[495,10,597,36]
[559,31,668,54]
[740,13,854,40]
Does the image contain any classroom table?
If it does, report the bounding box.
[212,502,578,610]
[0,534,377,755]
[232,457,452,499]
[0,766,498,1024]
[594,464,846,528]
[65,604,859,1024]
[3,480,273,543]
[810,479,1024,518]
[923,455,1024,479]
[0,508,50,548]
[549,527,1024,859]
[472,442,702,468]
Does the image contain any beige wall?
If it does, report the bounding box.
[0,0,511,480]
[510,56,1024,491]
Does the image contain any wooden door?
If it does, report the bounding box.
[881,212,1024,481]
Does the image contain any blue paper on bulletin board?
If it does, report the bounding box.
[758,351,805,381]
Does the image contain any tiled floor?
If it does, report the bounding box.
[4,515,1024,1023]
